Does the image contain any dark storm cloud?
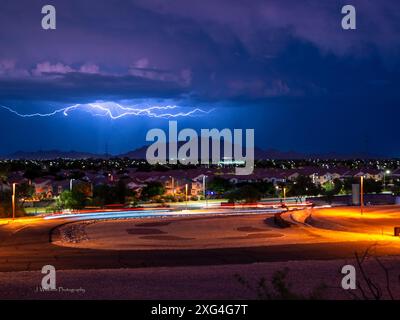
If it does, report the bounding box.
[1,0,400,156]
[0,72,187,102]
[0,0,399,105]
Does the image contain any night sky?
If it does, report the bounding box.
[0,0,399,157]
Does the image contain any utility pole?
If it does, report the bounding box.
[360,176,364,215]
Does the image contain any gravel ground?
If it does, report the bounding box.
[1,256,400,300]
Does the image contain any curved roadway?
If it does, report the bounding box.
[1,207,400,273]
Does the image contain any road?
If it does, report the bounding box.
[0,208,399,273]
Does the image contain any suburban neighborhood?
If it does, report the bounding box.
[0,158,399,216]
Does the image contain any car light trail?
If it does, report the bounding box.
[43,208,283,221]
[43,209,173,220]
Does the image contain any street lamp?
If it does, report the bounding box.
[275,185,286,204]
[69,178,75,191]
[170,176,175,197]
[185,184,188,210]
[360,176,364,215]
[202,175,208,208]
[12,183,17,220]
[383,170,391,191]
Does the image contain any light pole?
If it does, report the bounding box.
[383,170,390,191]
[203,175,208,208]
[275,185,285,205]
[108,173,114,182]
[69,178,75,191]
[185,184,188,210]
[360,176,364,215]
[171,176,175,197]
[12,183,17,220]
[283,187,287,203]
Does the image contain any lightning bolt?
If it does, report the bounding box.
[0,102,214,119]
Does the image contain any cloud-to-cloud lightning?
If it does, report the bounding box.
[0,102,214,119]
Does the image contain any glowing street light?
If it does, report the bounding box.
[185,184,188,210]
[360,176,364,215]
[383,169,391,191]
[12,183,17,220]
[170,176,175,197]
[202,175,208,208]
[275,185,286,202]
